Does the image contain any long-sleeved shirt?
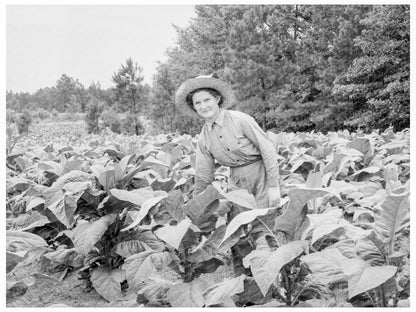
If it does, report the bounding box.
[194,108,279,195]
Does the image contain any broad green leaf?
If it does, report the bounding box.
[335,155,361,177]
[73,214,117,256]
[397,299,410,307]
[274,188,339,240]
[340,220,370,242]
[7,246,49,278]
[188,225,226,263]
[133,169,160,182]
[6,230,48,254]
[324,152,346,174]
[350,137,372,158]
[10,210,50,231]
[157,190,185,222]
[342,147,365,158]
[322,172,332,187]
[139,156,171,178]
[6,177,34,193]
[341,258,397,299]
[305,171,323,188]
[104,148,124,160]
[62,181,92,193]
[101,169,116,192]
[156,150,172,166]
[114,240,151,258]
[90,267,126,302]
[6,251,24,273]
[289,154,317,173]
[174,137,195,152]
[109,188,154,206]
[234,277,274,306]
[137,277,173,305]
[378,140,407,152]
[219,208,272,248]
[123,251,172,290]
[119,166,143,188]
[354,234,385,266]
[353,208,375,222]
[356,189,387,208]
[203,275,245,307]
[311,224,345,245]
[301,249,348,286]
[60,156,84,176]
[326,239,358,259]
[43,170,93,207]
[349,166,380,181]
[379,192,409,253]
[121,195,168,232]
[173,177,187,189]
[329,180,359,196]
[154,218,192,250]
[90,164,110,187]
[118,154,135,176]
[383,163,399,181]
[213,183,257,210]
[115,230,165,258]
[328,136,350,146]
[351,180,383,197]
[304,210,345,246]
[243,240,309,296]
[167,278,209,307]
[298,298,352,307]
[301,208,343,240]
[184,185,221,223]
[151,178,176,192]
[48,190,84,228]
[14,156,32,171]
[43,248,84,268]
[7,279,35,303]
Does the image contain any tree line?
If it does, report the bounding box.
[7,5,410,135]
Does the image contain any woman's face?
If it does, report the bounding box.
[192,90,221,122]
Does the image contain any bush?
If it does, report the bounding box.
[100,108,122,134]
[58,112,85,122]
[31,108,52,120]
[6,109,17,124]
[120,113,145,135]
[51,109,59,118]
[16,111,32,134]
[85,98,105,134]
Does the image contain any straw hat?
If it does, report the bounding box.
[175,75,234,114]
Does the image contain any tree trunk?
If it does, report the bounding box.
[260,78,267,131]
[132,91,139,135]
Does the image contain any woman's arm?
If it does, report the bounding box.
[194,140,215,196]
[239,114,281,206]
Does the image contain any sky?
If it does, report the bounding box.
[6,5,196,93]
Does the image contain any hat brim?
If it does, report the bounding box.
[175,77,234,115]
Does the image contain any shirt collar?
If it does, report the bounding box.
[206,108,226,131]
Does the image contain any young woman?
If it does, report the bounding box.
[175,75,280,208]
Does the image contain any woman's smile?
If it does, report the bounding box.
[192,90,221,122]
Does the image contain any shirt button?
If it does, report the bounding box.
[226,148,230,151]
[219,136,223,139]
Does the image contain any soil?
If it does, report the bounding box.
[6,269,109,307]
[6,259,235,307]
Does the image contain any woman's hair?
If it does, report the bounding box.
[185,88,223,112]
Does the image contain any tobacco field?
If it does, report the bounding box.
[5,121,410,307]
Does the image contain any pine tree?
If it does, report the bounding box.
[112,58,145,135]
[333,5,410,131]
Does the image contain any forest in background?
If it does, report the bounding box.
[6,5,410,136]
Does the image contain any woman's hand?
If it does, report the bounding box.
[268,186,281,207]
